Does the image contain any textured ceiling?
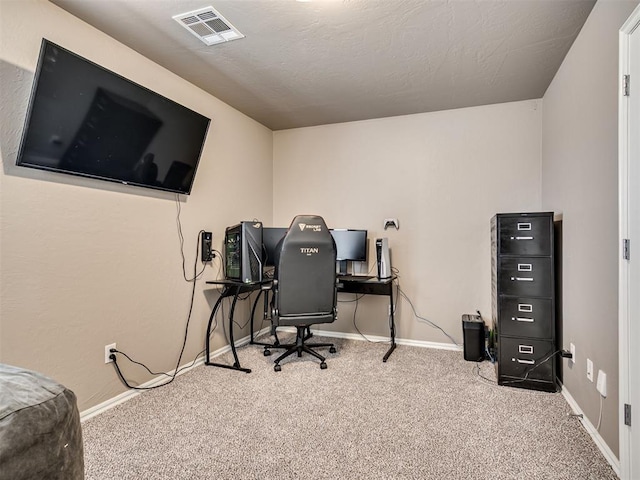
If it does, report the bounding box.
[49,0,596,131]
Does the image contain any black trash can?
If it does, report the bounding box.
[462,314,485,362]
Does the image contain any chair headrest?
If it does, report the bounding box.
[277,215,335,266]
[285,215,330,239]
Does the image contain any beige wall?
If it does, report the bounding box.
[274,101,542,343]
[542,0,639,457]
[0,0,273,411]
[2,4,633,462]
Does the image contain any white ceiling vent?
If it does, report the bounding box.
[173,6,244,46]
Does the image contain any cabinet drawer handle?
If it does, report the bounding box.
[518,303,533,312]
[511,316,534,323]
[518,345,534,354]
[511,276,533,282]
[509,236,534,241]
[516,358,535,365]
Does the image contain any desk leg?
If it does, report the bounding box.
[383,285,397,362]
[249,290,279,348]
[249,290,263,345]
[205,287,251,373]
[205,295,225,365]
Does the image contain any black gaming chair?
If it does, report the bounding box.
[270,215,338,371]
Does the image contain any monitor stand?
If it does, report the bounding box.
[337,260,349,275]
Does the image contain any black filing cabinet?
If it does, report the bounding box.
[491,212,557,392]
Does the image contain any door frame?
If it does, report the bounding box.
[619,5,640,479]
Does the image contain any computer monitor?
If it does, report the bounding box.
[262,227,287,267]
[330,229,368,275]
[330,229,368,262]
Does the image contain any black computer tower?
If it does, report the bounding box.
[224,221,263,283]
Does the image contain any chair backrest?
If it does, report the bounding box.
[275,215,337,322]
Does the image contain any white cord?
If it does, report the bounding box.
[596,394,604,431]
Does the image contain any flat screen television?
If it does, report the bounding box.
[16,39,211,195]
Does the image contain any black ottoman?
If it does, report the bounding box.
[0,364,84,480]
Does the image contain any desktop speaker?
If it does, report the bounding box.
[462,314,485,362]
[376,238,392,279]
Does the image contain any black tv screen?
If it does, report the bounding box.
[16,39,211,195]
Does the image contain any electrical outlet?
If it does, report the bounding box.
[201,231,213,262]
[587,358,594,382]
[596,370,607,397]
[105,343,116,364]
[570,343,576,364]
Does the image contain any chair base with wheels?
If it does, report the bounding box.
[263,326,313,357]
[273,326,336,371]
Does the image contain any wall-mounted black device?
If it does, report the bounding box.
[201,231,213,262]
[224,221,263,283]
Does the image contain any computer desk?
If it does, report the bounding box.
[337,275,397,362]
[204,279,272,373]
[249,275,398,362]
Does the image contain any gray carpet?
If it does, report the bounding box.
[82,336,617,479]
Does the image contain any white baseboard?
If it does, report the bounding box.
[306,326,462,351]
[82,327,458,421]
[560,384,620,476]
[80,326,272,422]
